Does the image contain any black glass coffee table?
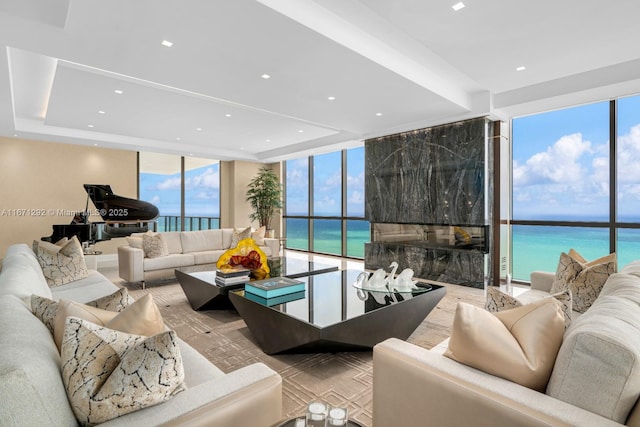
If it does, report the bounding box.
[229,269,446,354]
[175,257,339,310]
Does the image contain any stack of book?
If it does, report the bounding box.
[214,266,251,286]
[244,276,305,306]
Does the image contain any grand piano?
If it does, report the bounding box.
[42,184,159,244]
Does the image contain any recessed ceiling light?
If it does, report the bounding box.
[516,66,526,71]
[94,143,98,146]
[196,127,202,131]
[189,153,193,156]
[240,147,245,150]
[98,110,105,114]
[114,89,123,94]
[261,74,271,79]
[266,139,271,143]
[452,2,465,11]
[225,113,232,117]
[176,137,181,141]
[161,40,173,47]
[298,130,304,133]
[87,124,94,128]
[328,96,336,101]
[376,113,383,116]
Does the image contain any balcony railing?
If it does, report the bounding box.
[156,216,220,232]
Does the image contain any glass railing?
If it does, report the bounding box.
[155,216,220,232]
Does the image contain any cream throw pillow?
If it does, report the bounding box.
[231,226,252,247]
[445,298,565,392]
[53,294,165,350]
[485,286,573,328]
[550,250,616,313]
[251,226,266,245]
[142,232,169,258]
[61,317,184,426]
[33,236,88,286]
[31,288,131,334]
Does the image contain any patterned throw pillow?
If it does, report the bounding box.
[142,232,169,258]
[485,286,573,328]
[231,226,252,248]
[61,317,185,426]
[33,236,88,286]
[550,250,616,313]
[31,288,131,334]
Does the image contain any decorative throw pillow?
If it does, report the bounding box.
[142,232,169,258]
[485,286,573,328]
[251,226,266,246]
[550,250,616,313]
[444,298,565,392]
[61,317,185,426]
[126,236,145,252]
[31,288,131,334]
[231,226,252,248]
[33,236,89,286]
[53,293,165,350]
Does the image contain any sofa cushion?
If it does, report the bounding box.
[444,298,565,392]
[51,270,122,302]
[485,286,573,328]
[33,236,89,287]
[550,251,616,313]
[190,250,227,265]
[221,228,234,249]
[144,253,195,271]
[0,295,78,425]
[143,232,169,258]
[180,229,224,253]
[61,317,184,426]
[547,285,640,423]
[162,231,184,254]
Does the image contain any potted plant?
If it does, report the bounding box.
[246,166,283,237]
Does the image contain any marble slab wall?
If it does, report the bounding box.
[365,117,489,226]
[364,117,494,287]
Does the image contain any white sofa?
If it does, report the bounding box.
[372,262,640,427]
[0,243,282,427]
[118,229,279,286]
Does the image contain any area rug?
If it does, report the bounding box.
[105,269,484,427]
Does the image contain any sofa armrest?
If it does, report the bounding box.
[530,271,555,292]
[263,238,280,257]
[373,338,619,427]
[101,363,282,427]
[118,246,145,283]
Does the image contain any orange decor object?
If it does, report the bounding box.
[216,238,270,279]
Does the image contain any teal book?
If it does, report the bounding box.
[244,290,306,306]
[244,276,305,298]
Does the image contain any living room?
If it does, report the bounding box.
[2,1,640,426]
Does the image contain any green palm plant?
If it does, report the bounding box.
[246,166,283,231]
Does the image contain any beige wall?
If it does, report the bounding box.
[220,161,282,236]
[0,137,137,257]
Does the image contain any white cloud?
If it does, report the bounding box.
[156,176,181,190]
[514,133,591,186]
[617,124,640,184]
[186,167,219,190]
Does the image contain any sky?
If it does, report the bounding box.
[512,94,640,221]
[140,162,220,217]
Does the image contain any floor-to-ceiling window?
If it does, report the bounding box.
[284,146,369,258]
[139,152,220,231]
[511,94,640,280]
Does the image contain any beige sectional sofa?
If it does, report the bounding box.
[373,261,640,427]
[118,229,279,285]
[0,243,282,427]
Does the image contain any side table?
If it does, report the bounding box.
[83,250,102,270]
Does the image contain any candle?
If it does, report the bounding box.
[328,407,348,426]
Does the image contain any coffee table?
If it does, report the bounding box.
[175,257,339,310]
[228,269,446,354]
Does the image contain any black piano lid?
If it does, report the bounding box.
[83,184,159,222]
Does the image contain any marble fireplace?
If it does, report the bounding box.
[364,117,493,288]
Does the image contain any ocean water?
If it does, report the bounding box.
[285,218,370,258]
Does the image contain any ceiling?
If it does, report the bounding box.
[1,0,639,162]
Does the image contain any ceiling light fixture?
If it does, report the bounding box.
[298,130,304,133]
[452,2,465,11]
[114,89,123,94]
[266,139,271,143]
[328,96,336,101]
[376,113,383,116]
[176,137,181,141]
[225,113,232,117]
[94,143,98,146]
[196,127,202,131]
[261,74,271,79]
[98,110,105,114]
[516,66,526,71]
[87,124,94,128]
[161,40,173,47]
